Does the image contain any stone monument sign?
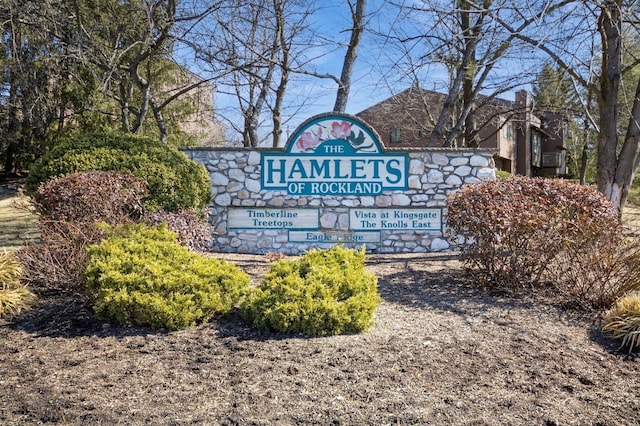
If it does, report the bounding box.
[182,113,496,254]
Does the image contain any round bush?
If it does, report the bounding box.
[20,171,148,293]
[26,132,211,212]
[446,176,621,289]
[33,171,148,223]
[85,224,250,330]
[241,245,380,336]
[142,209,212,252]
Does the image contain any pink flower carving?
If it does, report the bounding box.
[295,128,322,152]
[331,121,351,139]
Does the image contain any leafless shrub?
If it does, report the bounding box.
[447,177,632,309]
[554,238,640,309]
[20,171,148,294]
[19,220,105,294]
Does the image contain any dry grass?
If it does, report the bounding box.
[623,204,640,236]
[603,293,640,351]
[0,251,36,319]
[0,184,39,251]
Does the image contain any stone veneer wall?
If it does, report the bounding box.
[182,148,496,254]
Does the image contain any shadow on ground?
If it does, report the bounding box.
[4,251,626,359]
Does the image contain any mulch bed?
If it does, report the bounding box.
[1,253,639,425]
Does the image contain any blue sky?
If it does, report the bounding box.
[208,0,407,143]
[187,0,528,146]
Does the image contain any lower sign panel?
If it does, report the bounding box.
[288,231,381,243]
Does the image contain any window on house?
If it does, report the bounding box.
[390,128,402,143]
[504,123,512,140]
[532,133,542,155]
[532,133,542,167]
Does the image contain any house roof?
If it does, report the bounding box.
[357,86,515,116]
[354,86,521,148]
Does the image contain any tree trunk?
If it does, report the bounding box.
[3,74,20,176]
[119,82,132,133]
[150,97,169,143]
[579,140,589,185]
[460,0,477,147]
[609,74,640,210]
[429,0,487,147]
[247,61,276,147]
[578,92,593,185]
[248,106,261,148]
[596,0,627,212]
[272,0,288,147]
[333,0,366,113]
[131,66,151,134]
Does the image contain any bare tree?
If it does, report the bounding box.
[379,0,541,148]
[188,0,378,146]
[68,0,177,142]
[333,0,367,113]
[187,0,317,147]
[497,0,640,211]
[267,0,319,147]
[56,0,226,143]
[375,0,640,211]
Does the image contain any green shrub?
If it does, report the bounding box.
[495,170,511,179]
[241,245,380,336]
[603,294,640,352]
[446,177,622,294]
[26,132,211,212]
[85,224,250,330]
[0,252,36,318]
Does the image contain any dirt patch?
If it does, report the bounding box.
[1,252,639,425]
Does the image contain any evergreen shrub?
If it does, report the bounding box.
[85,224,250,330]
[25,132,211,211]
[446,177,623,300]
[241,245,380,336]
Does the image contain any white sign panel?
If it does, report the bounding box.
[350,208,442,231]
[228,208,319,229]
[288,231,380,243]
